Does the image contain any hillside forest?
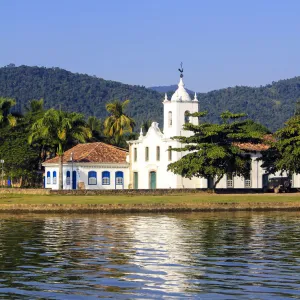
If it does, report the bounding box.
[1,64,300,131]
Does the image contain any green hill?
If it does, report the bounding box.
[0,64,164,128]
[0,64,299,132]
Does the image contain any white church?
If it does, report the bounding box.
[43,72,298,190]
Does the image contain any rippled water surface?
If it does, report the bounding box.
[0,212,300,299]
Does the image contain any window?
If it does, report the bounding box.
[88,171,97,185]
[102,171,110,185]
[185,111,190,124]
[168,111,172,127]
[53,171,57,184]
[66,171,71,185]
[116,171,124,185]
[245,179,251,188]
[134,148,137,162]
[227,173,234,188]
[168,146,172,161]
[244,173,251,188]
[156,146,160,161]
[47,171,51,184]
[244,160,251,188]
[145,147,149,161]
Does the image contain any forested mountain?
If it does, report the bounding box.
[0,64,300,132]
[0,65,164,128]
[150,85,195,94]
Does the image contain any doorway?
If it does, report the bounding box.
[133,172,138,189]
[72,170,77,190]
[149,171,156,189]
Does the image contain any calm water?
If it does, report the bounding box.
[0,212,300,299]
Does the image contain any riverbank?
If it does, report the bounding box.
[1,193,300,213]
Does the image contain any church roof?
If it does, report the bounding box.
[43,142,128,164]
[171,77,192,102]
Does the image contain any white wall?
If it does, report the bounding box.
[129,124,206,189]
[44,163,129,190]
[163,100,199,139]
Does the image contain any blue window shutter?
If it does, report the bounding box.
[53,171,57,184]
[88,171,97,185]
[66,171,71,185]
[102,171,110,185]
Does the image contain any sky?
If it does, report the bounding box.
[1,0,300,92]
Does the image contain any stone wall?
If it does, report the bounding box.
[0,188,51,195]
[49,188,266,196]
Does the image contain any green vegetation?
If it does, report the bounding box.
[0,65,162,129]
[1,193,300,205]
[103,99,135,145]
[262,114,300,176]
[29,109,92,189]
[168,111,266,189]
[2,65,300,131]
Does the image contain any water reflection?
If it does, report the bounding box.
[0,212,299,299]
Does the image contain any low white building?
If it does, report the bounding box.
[43,142,129,190]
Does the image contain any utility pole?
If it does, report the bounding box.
[0,160,4,188]
[70,152,73,189]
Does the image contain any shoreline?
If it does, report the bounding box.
[1,202,300,213]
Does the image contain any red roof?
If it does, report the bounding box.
[235,142,270,151]
[234,135,272,152]
[44,142,128,164]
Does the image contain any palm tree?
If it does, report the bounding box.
[142,119,153,133]
[29,109,92,189]
[25,98,44,115]
[87,116,103,141]
[103,100,135,144]
[0,97,19,127]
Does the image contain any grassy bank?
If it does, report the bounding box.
[0,193,300,213]
[1,192,300,204]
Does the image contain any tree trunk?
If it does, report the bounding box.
[213,175,223,192]
[59,154,63,190]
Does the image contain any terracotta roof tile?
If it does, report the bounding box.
[44,142,128,164]
[235,142,270,151]
[234,134,274,151]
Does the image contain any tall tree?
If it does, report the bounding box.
[29,109,92,189]
[103,100,135,145]
[167,111,265,189]
[87,116,103,141]
[25,98,44,115]
[262,115,300,176]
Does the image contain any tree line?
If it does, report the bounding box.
[2,65,300,133]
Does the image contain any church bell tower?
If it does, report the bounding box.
[163,66,199,139]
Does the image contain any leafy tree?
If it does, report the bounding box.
[29,109,92,189]
[262,115,300,176]
[0,120,41,187]
[104,100,135,145]
[167,111,265,189]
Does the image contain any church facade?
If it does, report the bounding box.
[127,75,207,189]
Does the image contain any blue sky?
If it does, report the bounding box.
[1,0,300,92]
